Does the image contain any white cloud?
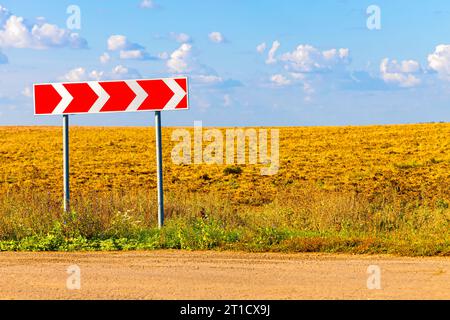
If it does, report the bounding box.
[260,43,351,101]
[322,48,350,62]
[208,32,226,44]
[140,0,157,9]
[270,74,291,86]
[266,41,280,64]
[89,70,104,81]
[0,16,31,48]
[61,65,141,82]
[107,35,153,60]
[167,43,192,73]
[166,42,239,89]
[62,67,88,82]
[110,65,141,79]
[428,44,450,80]
[119,49,150,60]
[100,52,110,64]
[289,72,307,80]
[107,35,129,51]
[265,67,317,102]
[22,86,32,98]
[0,10,87,49]
[279,44,350,72]
[256,42,266,54]
[31,23,86,48]
[380,58,421,87]
[112,65,129,76]
[170,32,192,43]
[192,75,223,84]
[107,35,144,52]
[381,58,420,73]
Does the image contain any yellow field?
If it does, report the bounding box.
[0,123,449,205]
[0,123,449,254]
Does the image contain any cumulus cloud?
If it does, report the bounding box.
[100,52,110,64]
[107,35,154,60]
[270,74,291,86]
[89,70,104,81]
[193,75,223,84]
[266,41,280,64]
[140,0,158,9]
[170,32,192,43]
[0,6,87,49]
[61,65,141,82]
[269,71,315,102]
[256,42,266,54]
[280,44,349,72]
[107,35,130,51]
[381,58,421,73]
[167,43,193,73]
[166,42,241,90]
[428,44,450,80]
[380,58,421,87]
[110,65,141,79]
[191,75,242,89]
[22,86,32,98]
[208,32,226,44]
[107,35,146,53]
[62,67,88,82]
[119,49,152,60]
[261,43,350,101]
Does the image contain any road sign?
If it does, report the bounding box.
[34,77,188,115]
[33,77,190,228]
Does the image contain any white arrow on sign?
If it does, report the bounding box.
[52,83,73,115]
[126,80,149,112]
[163,79,187,110]
[89,82,110,113]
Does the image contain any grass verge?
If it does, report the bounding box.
[0,186,449,256]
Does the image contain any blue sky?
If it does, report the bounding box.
[1,0,450,126]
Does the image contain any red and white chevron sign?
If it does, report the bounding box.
[34,77,189,115]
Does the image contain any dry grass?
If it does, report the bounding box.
[0,124,449,254]
[0,185,448,255]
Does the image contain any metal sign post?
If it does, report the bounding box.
[63,114,70,212]
[155,111,164,228]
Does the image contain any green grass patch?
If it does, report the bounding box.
[0,189,449,256]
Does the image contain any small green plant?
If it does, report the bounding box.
[107,210,143,238]
[436,199,449,209]
[223,166,243,175]
[394,161,422,170]
[254,227,290,247]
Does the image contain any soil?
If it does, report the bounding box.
[0,251,449,300]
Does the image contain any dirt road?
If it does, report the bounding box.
[0,251,449,300]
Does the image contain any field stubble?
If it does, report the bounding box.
[0,124,449,255]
